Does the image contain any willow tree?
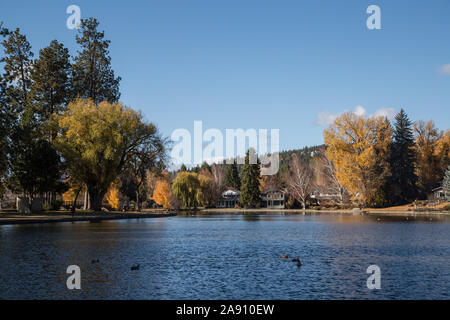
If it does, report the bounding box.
[324,112,392,207]
[171,171,202,209]
[54,99,166,211]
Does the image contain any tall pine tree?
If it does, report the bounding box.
[2,28,65,204]
[225,162,240,190]
[30,40,72,131]
[1,28,33,122]
[72,18,121,104]
[389,109,418,204]
[0,22,10,203]
[240,149,260,207]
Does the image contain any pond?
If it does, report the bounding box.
[0,212,449,299]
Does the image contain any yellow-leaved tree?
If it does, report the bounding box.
[324,112,392,207]
[105,182,120,210]
[152,172,172,208]
[414,121,450,195]
[53,99,166,212]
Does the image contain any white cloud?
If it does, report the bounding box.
[316,105,396,126]
[354,105,366,117]
[317,111,338,126]
[373,107,396,119]
[439,64,450,75]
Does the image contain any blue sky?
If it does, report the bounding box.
[2,0,450,152]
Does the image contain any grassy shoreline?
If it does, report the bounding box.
[1,205,449,225]
[0,210,176,225]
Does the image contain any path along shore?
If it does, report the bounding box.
[0,211,176,225]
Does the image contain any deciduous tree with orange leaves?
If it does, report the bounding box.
[414,121,450,196]
[153,179,172,208]
[105,182,120,210]
[323,112,392,207]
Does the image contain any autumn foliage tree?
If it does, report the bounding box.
[152,172,172,208]
[105,181,120,210]
[54,99,166,211]
[414,121,449,197]
[171,171,202,209]
[324,112,392,207]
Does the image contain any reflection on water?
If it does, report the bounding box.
[0,212,449,299]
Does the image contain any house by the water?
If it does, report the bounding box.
[217,189,240,208]
[260,188,285,209]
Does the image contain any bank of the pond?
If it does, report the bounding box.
[0,211,176,225]
[196,207,450,216]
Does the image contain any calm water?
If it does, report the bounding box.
[0,212,449,300]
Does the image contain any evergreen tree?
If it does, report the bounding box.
[443,165,450,201]
[240,149,261,207]
[179,164,187,172]
[389,109,418,204]
[30,40,72,130]
[1,28,34,122]
[200,161,211,173]
[0,22,10,203]
[225,162,240,190]
[72,18,121,104]
[9,138,65,200]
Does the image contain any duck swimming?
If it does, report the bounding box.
[280,255,289,259]
[131,264,140,271]
[291,257,300,263]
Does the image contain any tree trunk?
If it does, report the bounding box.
[71,188,81,215]
[89,190,106,212]
[136,190,140,212]
[83,189,90,210]
[302,201,306,210]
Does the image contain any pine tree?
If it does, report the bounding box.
[240,149,261,207]
[30,40,72,129]
[180,164,187,172]
[0,22,10,203]
[389,109,418,204]
[72,18,121,104]
[200,161,211,173]
[1,28,34,121]
[443,165,450,201]
[225,162,240,190]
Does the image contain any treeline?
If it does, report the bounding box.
[152,149,262,209]
[0,19,167,211]
[160,109,449,210]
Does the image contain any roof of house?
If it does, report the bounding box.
[222,189,240,196]
[261,187,284,194]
